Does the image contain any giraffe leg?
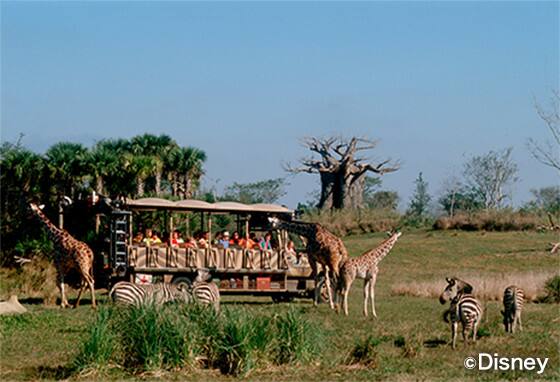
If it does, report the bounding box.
[342,276,353,316]
[88,275,96,309]
[59,280,69,308]
[74,282,86,308]
[324,269,334,310]
[370,273,378,318]
[363,279,370,317]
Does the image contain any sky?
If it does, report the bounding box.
[1,1,558,210]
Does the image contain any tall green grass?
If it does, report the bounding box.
[73,303,326,377]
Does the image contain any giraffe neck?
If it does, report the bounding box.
[33,208,66,244]
[366,233,401,265]
[278,220,317,239]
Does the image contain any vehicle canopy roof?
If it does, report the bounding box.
[126,197,293,216]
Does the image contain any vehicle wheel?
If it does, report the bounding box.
[172,276,193,291]
[272,294,295,303]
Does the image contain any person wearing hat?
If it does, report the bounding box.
[219,230,230,249]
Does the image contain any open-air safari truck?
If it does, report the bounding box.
[107,198,317,302]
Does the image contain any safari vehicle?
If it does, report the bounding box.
[104,198,317,302]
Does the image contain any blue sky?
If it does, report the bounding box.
[1,1,558,209]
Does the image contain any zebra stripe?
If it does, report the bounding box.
[192,281,221,313]
[445,293,483,349]
[109,281,192,307]
[502,285,524,333]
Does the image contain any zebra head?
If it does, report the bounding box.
[439,277,474,304]
[195,269,212,283]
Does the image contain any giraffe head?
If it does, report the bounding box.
[268,216,281,229]
[439,277,473,304]
[29,203,46,218]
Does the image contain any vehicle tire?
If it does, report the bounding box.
[272,294,295,303]
[172,276,193,290]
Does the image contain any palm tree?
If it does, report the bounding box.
[45,142,89,199]
[130,134,177,196]
[178,147,207,198]
[89,139,124,195]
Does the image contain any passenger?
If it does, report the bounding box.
[132,232,144,244]
[197,231,210,248]
[151,231,163,245]
[239,233,256,249]
[184,236,197,248]
[219,231,230,249]
[142,228,159,246]
[230,231,242,246]
[285,240,301,266]
[259,232,273,251]
[169,230,185,247]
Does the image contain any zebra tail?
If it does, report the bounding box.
[443,308,451,323]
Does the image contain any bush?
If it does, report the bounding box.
[543,275,560,303]
[346,335,383,368]
[432,211,543,232]
[303,208,400,236]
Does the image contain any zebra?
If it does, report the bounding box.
[502,285,524,333]
[191,269,221,313]
[440,277,483,349]
[109,281,192,307]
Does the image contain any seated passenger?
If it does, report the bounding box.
[238,233,256,249]
[259,232,273,251]
[184,236,198,248]
[142,228,162,246]
[132,232,144,244]
[285,240,302,266]
[218,231,230,249]
[169,230,185,247]
[229,231,242,246]
[197,231,210,248]
[151,231,163,245]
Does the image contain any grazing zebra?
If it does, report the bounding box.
[502,285,524,333]
[109,281,191,307]
[440,277,483,349]
[192,269,220,313]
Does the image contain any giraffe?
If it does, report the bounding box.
[337,232,402,317]
[29,203,96,309]
[268,217,348,309]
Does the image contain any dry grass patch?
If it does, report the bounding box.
[391,271,558,301]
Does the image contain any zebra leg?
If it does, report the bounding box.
[517,312,523,332]
[473,319,480,343]
[451,321,458,349]
[363,279,370,317]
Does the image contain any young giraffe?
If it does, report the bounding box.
[337,232,402,317]
[29,203,96,309]
[268,217,348,309]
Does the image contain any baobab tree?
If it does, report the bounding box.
[285,136,399,210]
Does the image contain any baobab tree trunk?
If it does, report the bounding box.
[287,136,400,210]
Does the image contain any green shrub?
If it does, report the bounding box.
[543,275,560,303]
[346,335,382,368]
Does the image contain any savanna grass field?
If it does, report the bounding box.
[1,230,558,381]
